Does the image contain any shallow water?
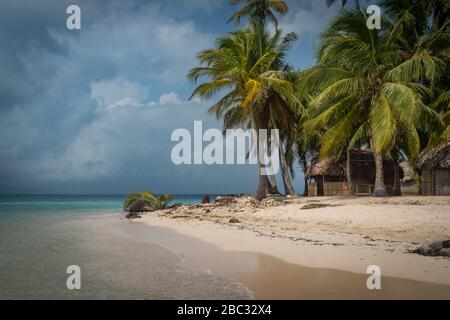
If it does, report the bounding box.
[0,195,252,300]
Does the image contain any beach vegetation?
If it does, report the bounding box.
[124,192,173,212]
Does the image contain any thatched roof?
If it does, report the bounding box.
[305,157,344,178]
[417,142,450,170]
[306,150,376,178]
[306,150,403,179]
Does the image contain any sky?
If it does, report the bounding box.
[0,0,341,195]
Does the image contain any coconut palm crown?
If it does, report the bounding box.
[300,10,440,196]
[228,0,288,29]
[188,28,299,200]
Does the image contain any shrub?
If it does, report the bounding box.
[124,192,173,212]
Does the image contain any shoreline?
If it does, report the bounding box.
[122,196,450,291]
[135,214,450,286]
[91,212,450,300]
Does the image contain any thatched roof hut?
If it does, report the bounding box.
[305,157,344,178]
[416,142,450,196]
[417,142,450,170]
[306,150,403,196]
[306,150,398,178]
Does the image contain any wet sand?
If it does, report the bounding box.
[0,211,252,300]
[92,213,450,300]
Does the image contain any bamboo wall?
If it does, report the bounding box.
[324,182,349,196]
[308,182,349,197]
[422,169,450,196]
[308,184,318,197]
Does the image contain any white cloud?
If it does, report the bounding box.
[40,79,209,180]
[91,77,149,110]
[158,92,182,105]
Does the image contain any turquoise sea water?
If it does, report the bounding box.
[0,195,252,300]
[0,194,209,217]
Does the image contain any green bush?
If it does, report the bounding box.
[124,192,173,212]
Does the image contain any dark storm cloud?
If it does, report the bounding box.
[0,0,331,194]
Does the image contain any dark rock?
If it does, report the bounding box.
[127,200,147,213]
[413,240,450,257]
[441,248,450,257]
[229,218,241,224]
[202,195,211,204]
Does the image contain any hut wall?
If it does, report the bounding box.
[323,182,349,196]
[308,183,318,197]
[308,177,349,197]
[435,169,450,196]
[350,161,397,196]
[422,169,433,195]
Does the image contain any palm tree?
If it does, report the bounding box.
[228,0,288,29]
[380,0,450,146]
[228,0,300,195]
[326,0,362,11]
[188,29,298,200]
[299,10,439,196]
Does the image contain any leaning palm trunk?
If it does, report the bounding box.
[267,166,280,194]
[256,168,268,200]
[266,136,280,194]
[250,107,267,201]
[269,112,295,196]
[279,143,296,195]
[373,151,387,197]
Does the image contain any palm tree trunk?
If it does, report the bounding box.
[266,135,280,194]
[346,150,354,195]
[373,151,387,197]
[393,157,401,196]
[301,155,309,197]
[303,176,309,197]
[355,0,361,11]
[256,167,268,201]
[250,106,267,201]
[267,171,280,194]
[269,112,295,196]
[280,143,296,196]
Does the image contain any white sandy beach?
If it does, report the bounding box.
[131,196,450,289]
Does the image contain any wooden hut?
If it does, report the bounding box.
[417,142,450,196]
[306,157,348,196]
[306,150,402,197]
